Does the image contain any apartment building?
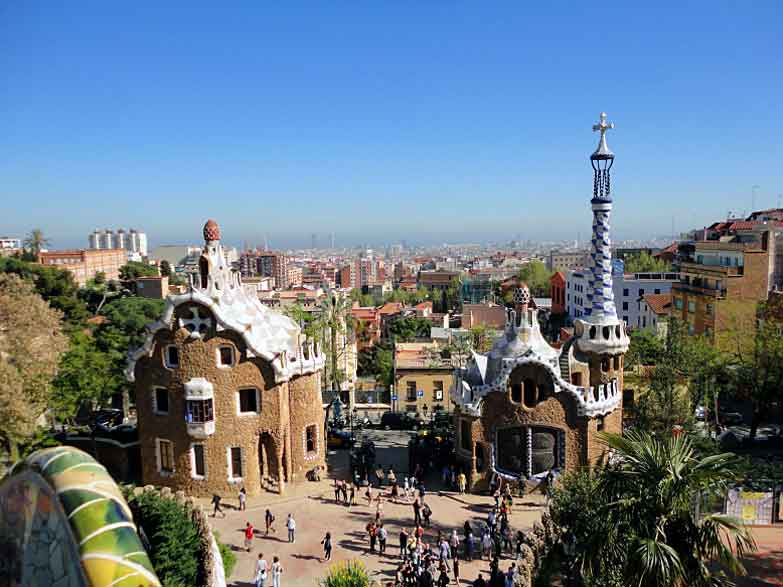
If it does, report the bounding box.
[566,269,680,328]
[547,250,589,271]
[671,226,782,340]
[39,248,127,286]
[88,228,148,257]
[393,342,453,417]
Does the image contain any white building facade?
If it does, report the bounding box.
[89,228,148,257]
[566,270,679,328]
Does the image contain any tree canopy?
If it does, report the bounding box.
[0,274,68,459]
[550,431,755,587]
[119,261,159,282]
[624,252,672,274]
[516,260,553,297]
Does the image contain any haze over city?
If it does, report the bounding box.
[1,2,781,249]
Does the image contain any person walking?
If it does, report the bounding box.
[244,522,255,552]
[399,528,409,559]
[437,566,450,587]
[452,556,460,585]
[239,487,247,511]
[366,520,377,552]
[403,477,410,501]
[321,532,332,561]
[334,479,341,503]
[413,498,422,526]
[422,502,432,527]
[271,556,283,587]
[265,509,276,535]
[481,531,492,561]
[255,553,268,587]
[378,523,388,554]
[464,531,473,562]
[286,514,296,543]
[449,529,459,558]
[211,494,225,518]
[349,483,356,506]
[457,472,466,494]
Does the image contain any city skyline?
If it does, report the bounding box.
[1,2,781,247]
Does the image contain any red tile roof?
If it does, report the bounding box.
[641,293,672,315]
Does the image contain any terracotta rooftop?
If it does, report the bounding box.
[378,302,404,315]
[641,293,672,315]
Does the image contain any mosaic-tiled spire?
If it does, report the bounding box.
[585,113,618,324]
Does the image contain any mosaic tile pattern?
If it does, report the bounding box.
[0,446,161,587]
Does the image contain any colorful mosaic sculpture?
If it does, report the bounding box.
[0,446,161,587]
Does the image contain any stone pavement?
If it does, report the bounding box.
[204,465,547,586]
[736,526,783,587]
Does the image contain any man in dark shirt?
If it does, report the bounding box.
[473,574,487,587]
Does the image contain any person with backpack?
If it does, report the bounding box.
[271,556,283,587]
[254,553,268,587]
[265,509,275,535]
[321,532,332,561]
[211,494,225,518]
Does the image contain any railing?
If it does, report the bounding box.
[680,261,744,276]
[673,282,725,298]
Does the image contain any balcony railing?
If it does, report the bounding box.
[673,282,727,299]
[680,261,744,276]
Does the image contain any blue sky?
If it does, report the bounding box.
[1,2,781,249]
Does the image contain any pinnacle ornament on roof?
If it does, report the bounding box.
[203,219,221,242]
[591,112,615,161]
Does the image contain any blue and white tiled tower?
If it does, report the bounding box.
[575,113,629,356]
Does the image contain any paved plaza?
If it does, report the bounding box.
[202,429,783,587]
[204,429,548,587]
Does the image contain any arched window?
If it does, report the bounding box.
[199,256,209,289]
[523,379,537,408]
[511,383,522,403]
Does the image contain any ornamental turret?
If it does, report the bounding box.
[574,113,629,356]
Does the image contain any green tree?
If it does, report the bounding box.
[0,256,89,326]
[159,260,172,277]
[0,274,68,460]
[626,328,664,369]
[624,252,672,274]
[551,431,755,587]
[635,320,695,433]
[95,296,165,412]
[23,228,50,258]
[517,260,553,297]
[51,332,116,422]
[387,316,431,342]
[119,261,159,282]
[79,272,126,315]
[319,293,354,391]
[724,302,783,439]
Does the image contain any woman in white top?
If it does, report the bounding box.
[255,553,268,587]
[271,556,283,587]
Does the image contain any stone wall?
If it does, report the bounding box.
[128,484,226,587]
[134,302,324,497]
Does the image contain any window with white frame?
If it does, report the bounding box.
[305,425,317,454]
[237,388,260,414]
[191,444,206,478]
[157,439,175,474]
[217,345,234,367]
[186,399,214,423]
[433,381,444,401]
[164,345,180,368]
[153,387,169,415]
[228,446,243,480]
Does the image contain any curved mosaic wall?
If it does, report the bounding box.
[0,446,161,587]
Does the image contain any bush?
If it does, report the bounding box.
[320,560,374,587]
[126,491,201,587]
[215,532,237,578]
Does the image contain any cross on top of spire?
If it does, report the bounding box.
[591,112,615,160]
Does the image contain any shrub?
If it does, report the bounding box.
[126,491,201,587]
[215,532,237,577]
[320,560,374,587]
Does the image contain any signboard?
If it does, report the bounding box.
[391,395,398,401]
[417,390,424,398]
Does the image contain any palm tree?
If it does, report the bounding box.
[579,431,756,587]
[319,292,353,392]
[24,228,50,258]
